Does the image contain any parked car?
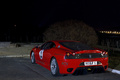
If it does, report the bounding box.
[30,40,108,76]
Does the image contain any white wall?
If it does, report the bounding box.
[0,42,11,48]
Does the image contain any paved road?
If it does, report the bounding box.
[0,57,120,80]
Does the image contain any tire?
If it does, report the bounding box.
[31,52,36,64]
[50,57,60,76]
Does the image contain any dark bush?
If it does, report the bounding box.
[43,20,98,46]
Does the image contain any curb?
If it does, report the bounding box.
[107,68,120,75]
[0,55,30,58]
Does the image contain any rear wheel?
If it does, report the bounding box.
[31,52,36,64]
[50,57,60,76]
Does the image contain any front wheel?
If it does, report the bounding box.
[50,57,60,76]
[31,52,36,64]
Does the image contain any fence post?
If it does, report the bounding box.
[107,40,110,52]
[116,41,119,48]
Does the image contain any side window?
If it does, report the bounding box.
[49,42,56,48]
[40,43,47,49]
[40,42,55,50]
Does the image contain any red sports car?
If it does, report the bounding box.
[30,40,108,76]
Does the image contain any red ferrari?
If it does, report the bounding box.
[30,40,108,76]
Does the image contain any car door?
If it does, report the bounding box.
[42,42,56,67]
[35,43,47,65]
[37,42,56,66]
[37,42,52,63]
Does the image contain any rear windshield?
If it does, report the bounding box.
[59,41,94,50]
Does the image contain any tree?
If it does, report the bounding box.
[43,20,98,46]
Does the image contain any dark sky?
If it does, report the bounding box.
[1,0,120,42]
[3,0,120,30]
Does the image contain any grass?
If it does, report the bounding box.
[108,50,120,70]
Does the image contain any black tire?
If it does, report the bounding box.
[31,52,36,64]
[50,57,60,76]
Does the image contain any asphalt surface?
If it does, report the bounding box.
[0,57,120,80]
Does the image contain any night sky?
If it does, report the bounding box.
[3,0,120,29]
[1,0,120,42]
[19,0,120,28]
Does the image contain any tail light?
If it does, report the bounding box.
[66,52,70,56]
[101,52,108,57]
[72,53,76,56]
[105,52,108,55]
[65,52,76,59]
[66,52,76,56]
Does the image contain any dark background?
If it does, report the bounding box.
[1,0,120,42]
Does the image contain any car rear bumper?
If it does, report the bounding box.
[57,58,108,74]
[72,66,105,75]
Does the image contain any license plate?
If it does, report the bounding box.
[84,61,97,66]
